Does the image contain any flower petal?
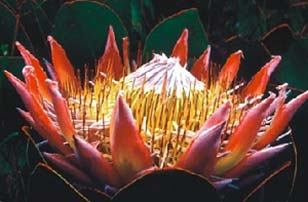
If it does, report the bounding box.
[16,42,51,101]
[73,135,118,186]
[46,79,75,148]
[17,108,35,126]
[218,50,243,88]
[171,28,188,67]
[44,152,93,185]
[254,89,308,150]
[177,122,225,177]
[190,46,211,81]
[176,103,230,176]
[110,93,152,183]
[177,102,231,176]
[22,66,42,103]
[242,55,281,97]
[224,143,289,178]
[47,36,78,94]
[97,26,124,80]
[214,94,275,175]
[4,70,71,155]
[199,102,231,131]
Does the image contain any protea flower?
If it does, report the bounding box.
[4,26,308,200]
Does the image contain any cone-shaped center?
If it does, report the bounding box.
[124,54,205,97]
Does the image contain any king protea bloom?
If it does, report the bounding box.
[4,26,308,195]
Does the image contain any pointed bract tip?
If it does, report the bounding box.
[73,135,82,148]
[45,79,62,98]
[45,79,60,94]
[171,28,189,66]
[108,25,115,33]
[182,28,189,36]
[3,70,17,82]
[268,55,281,72]
[272,55,281,61]
[236,50,243,56]
[111,91,152,183]
[15,41,21,46]
[276,83,288,91]
[22,65,35,75]
[45,78,58,87]
[47,35,54,42]
[107,25,116,43]
[179,28,189,43]
[206,45,211,53]
[218,49,243,87]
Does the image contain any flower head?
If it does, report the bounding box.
[5,27,308,195]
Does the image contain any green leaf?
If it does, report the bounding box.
[2,0,45,11]
[237,0,266,40]
[143,9,208,63]
[261,24,294,55]
[143,0,155,20]
[98,0,131,29]
[0,1,52,57]
[0,132,19,175]
[18,1,52,58]
[260,25,308,90]
[277,38,308,90]
[131,0,145,38]
[52,0,127,68]
[0,131,43,201]
[288,6,308,34]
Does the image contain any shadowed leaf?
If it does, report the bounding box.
[113,168,220,202]
[0,56,25,134]
[52,1,127,68]
[29,163,90,202]
[143,9,208,63]
[0,3,32,56]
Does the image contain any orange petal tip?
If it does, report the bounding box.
[191,46,211,80]
[171,28,189,66]
[218,50,243,87]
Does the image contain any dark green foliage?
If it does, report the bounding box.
[0,57,25,134]
[52,1,127,68]
[278,38,308,90]
[0,3,33,56]
[143,9,208,63]
[29,163,92,202]
[0,131,42,202]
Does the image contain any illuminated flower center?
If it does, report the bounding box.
[63,52,257,168]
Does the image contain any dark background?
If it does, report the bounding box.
[0,0,307,201]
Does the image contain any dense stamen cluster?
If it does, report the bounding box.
[63,53,261,168]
